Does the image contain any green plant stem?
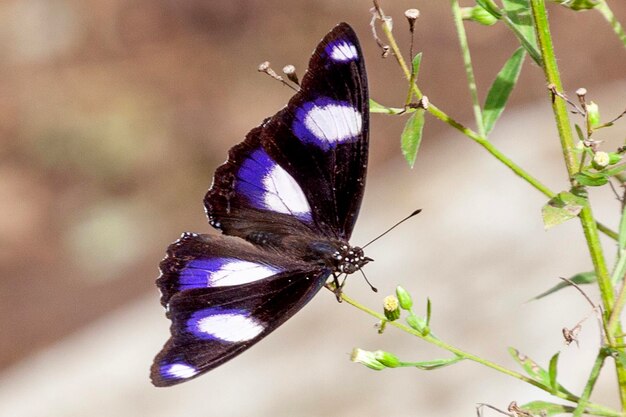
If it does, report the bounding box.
[375,10,618,241]
[529,0,626,408]
[609,275,626,333]
[596,0,626,48]
[573,350,609,417]
[450,0,485,137]
[340,291,621,417]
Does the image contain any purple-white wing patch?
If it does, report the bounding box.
[159,361,199,382]
[179,258,281,290]
[293,97,362,150]
[325,39,358,62]
[187,308,265,342]
[236,148,312,220]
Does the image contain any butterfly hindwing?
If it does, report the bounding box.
[151,233,330,386]
[205,22,368,241]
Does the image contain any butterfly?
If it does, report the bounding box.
[151,22,370,387]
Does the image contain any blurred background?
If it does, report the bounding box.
[0,0,625,416]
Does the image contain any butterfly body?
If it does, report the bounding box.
[152,22,369,386]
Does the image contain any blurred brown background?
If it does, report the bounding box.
[0,1,625,416]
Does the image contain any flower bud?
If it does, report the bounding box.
[383,295,401,321]
[586,101,601,129]
[404,9,420,33]
[282,64,299,85]
[351,348,385,370]
[374,350,401,368]
[395,286,413,310]
[592,151,610,170]
[609,152,622,165]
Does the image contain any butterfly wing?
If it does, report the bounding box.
[151,233,330,386]
[205,22,368,241]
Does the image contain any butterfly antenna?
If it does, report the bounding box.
[359,268,378,293]
[362,208,422,249]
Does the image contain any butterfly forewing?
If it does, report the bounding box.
[205,22,368,241]
[152,233,330,386]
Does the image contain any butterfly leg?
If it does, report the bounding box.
[330,272,344,303]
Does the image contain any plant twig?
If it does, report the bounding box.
[529,0,626,407]
[370,1,618,242]
[450,0,485,137]
[573,349,609,417]
[595,0,626,48]
[340,291,621,417]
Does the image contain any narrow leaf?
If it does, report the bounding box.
[573,171,609,186]
[574,124,585,142]
[410,356,464,370]
[604,163,626,177]
[521,401,574,417]
[501,0,541,65]
[508,348,575,396]
[620,203,626,250]
[613,351,626,369]
[541,191,586,229]
[401,109,425,168]
[548,352,560,391]
[411,53,422,80]
[426,297,432,327]
[475,0,503,18]
[531,271,596,301]
[369,99,403,114]
[483,47,526,135]
[508,347,549,382]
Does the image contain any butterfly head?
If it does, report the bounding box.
[333,244,372,275]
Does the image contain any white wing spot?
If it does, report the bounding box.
[197,313,264,342]
[304,103,362,144]
[329,41,358,61]
[211,261,279,286]
[262,164,311,216]
[164,363,198,379]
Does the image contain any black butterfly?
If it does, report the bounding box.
[151,22,369,387]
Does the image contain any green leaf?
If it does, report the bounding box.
[410,356,464,370]
[369,99,402,114]
[574,124,585,142]
[426,297,432,327]
[620,204,626,250]
[475,0,503,18]
[573,171,609,186]
[604,163,626,177]
[612,350,626,368]
[401,109,425,168]
[548,352,560,391]
[501,0,541,65]
[483,47,526,135]
[509,347,550,383]
[521,401,574,417]
[531,271,596,300]
[509,348,575,396]
[411,53,422,80]
[559,0,599,11]
[541,191,586,229]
